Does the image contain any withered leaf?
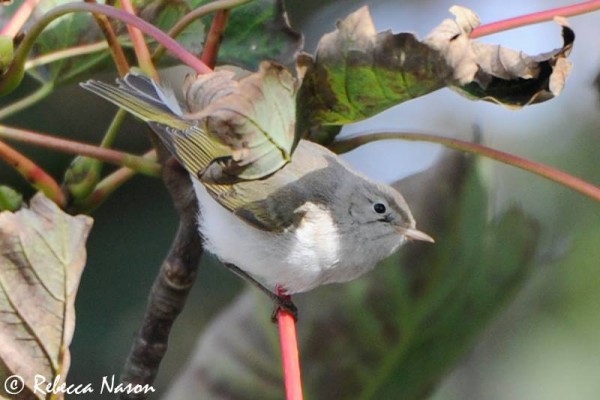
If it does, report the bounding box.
[0,193,93,399]
[183,61,298,182]
[297,6,574,143]
[431,6,574,107]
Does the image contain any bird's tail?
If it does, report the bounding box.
[81,72,230,177]
[80,72,192,131]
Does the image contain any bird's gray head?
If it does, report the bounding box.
[334,177,433,267]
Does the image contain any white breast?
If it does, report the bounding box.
[192,179,341,293]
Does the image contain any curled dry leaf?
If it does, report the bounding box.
[0,193,92,399]
[431,6,574,107]
[296,5,574,142]
[183,61,299,182]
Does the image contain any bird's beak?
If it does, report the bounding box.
[399,227,435,243]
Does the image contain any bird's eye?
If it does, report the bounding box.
[373,203,386,214]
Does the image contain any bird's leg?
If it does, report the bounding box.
[222,263,298,321]
[273,285,297,322]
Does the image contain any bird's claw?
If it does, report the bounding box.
[271,295,298,323]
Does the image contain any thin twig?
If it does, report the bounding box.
[99,109,128,149]
[85,0,130,77]
[0,140,66,207]
[471,0,600,38]
[119,158,202,400]
[200,10,231,68]
[0,2,211,94]
[0,0,41,37]
[61,109,129,202]
[0,125,161,176]
[119,0,158,80]
[277,287,303,400]
[152,0,251,62]
[330,132,600,203]
[24,42,110,70]
[0,82,54,120]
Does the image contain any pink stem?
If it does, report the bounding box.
[119,0,158,80]
[276,287,303,400]
[10,2,211,75]
[0,140,66,207]
[201,10,230,69]
[330,132,600,203]
[472,0,600,38]
[0,125,161,176]
[0,0,40,37]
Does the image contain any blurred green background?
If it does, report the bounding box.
[1,0,599,398]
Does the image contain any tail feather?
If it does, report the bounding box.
[80,79,191,131]
[119,73,183,116]
[80,74,231,178]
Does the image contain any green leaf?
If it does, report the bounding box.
[162,153,540,399]
[143,0,302,69]
[5,0,300,93]
[297,6,574,143]
[0,193,93,399]
[216,0,302,69]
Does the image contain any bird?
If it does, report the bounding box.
[81,64,433,315]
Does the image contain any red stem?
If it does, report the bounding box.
[84,0,130,77]
[471,0,600,38]
[277,288,303,400]
[201,10,231,69]
[119,0,159,80]
[330,132,600,203]
[0,0,40,37]
[0,125,161,176]
[12,3,211,75]
[0,140,66,207]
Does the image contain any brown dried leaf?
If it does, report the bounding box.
[0,193,93,399]
[428,6,574,107]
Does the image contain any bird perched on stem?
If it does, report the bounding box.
[81,62,433,317]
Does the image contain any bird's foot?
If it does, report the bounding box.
[271,286,298,322]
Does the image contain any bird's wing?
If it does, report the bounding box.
[205,140,339,231]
